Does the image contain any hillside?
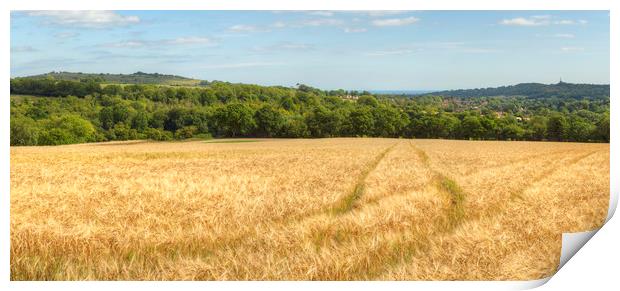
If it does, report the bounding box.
[9,74,610,146]
[427,82,609,99]
[22,71,202,86]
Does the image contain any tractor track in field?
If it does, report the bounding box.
[163,143,400,267]
[338,142,599,280]
[311,141,467,280]
[355,143,601,280]
[410,142,466,229]
[461,148,582,178]
[329,143,397,215]
[130,141,601,280]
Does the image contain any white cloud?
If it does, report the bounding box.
[271,21,286,28]
[501,16,589,27]
[27,11,139,28]
[228,20,342,32]
[300,18,344,27]
[365,11,407,17]
[554,33,575,38]
[554,19,587,25]
[54,32,79,39]
[365,42,498,56]
[500,17,549,26]
[11,46,38,53]
[365,49,416,56]
[167,37,213,45]
[561,47,585,52]
[253,42,314,52]
[277,43,313,50]
[531,15,552,20]
[107,40,145,48]
[105,37,215,48]
[228,24,270,33]
[202,62,283,69]
[371,16,420,27]
[460,48,500,53]
[307,11,334,17]
[344,27,367,33]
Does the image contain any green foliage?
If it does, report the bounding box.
[175,126,198,139]
[528,116,548,140]
[109,123,138,141]
[18,71,200,85]
[347,107,375,136]
[371,105,408,137]
[132,111,149,131]
[547,113,568,141]
[11,116,40,146]
[567,115,596,142]
[357,95,379,107]
[460,115,485,139]
[255,105,285,137]
[595,113,610,142]
[429,82,609,100]
[38,115,96,145]
[144,128,173,141]
[213,103,256,137]
[306,106,342,138]
[280,114,310,138]
[9,76,610,146]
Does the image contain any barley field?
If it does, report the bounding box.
[10,138,609,280]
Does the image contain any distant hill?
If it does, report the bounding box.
[22,71,202,86]
[427,82,609,99]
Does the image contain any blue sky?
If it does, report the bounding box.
[10,10,609,90]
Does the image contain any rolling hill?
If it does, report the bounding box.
[426,82,609,99]
[21,71,203,86]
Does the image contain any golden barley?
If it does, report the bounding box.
[10,138,609,280]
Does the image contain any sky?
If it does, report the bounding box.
[10,10,610,90]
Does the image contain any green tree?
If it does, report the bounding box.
[595,113,610,142]
[144,128,173,141]
[460,115,485,139]
[501,123,525,141]
[528,116,547,140]
[132,111,149,131]
[10,116,40,146]
[348,107,375,136]
[547,113,568,141]
[175,126,198,139]
[112,104,131,124]
[254,105,285,137]
[213,103,256,137]
[371,106,408,137]
[39,115,96,145]
[567,115,595,142]
[111,123,138,141]
[357,95,379,107]
[281,114,309,138]
[99,107,115,130]
[305,106,342,138]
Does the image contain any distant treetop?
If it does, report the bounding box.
[20,71,201,86]
[426,82,609,100]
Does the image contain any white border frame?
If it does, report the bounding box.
[2,1,616,290]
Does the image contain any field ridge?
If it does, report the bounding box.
[330,144,397,215]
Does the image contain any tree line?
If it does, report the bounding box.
[10,78,610,146]
[427,81,610,99]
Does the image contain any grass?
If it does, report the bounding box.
[437,175,466,229]
[330,144,396,215]
[10,138,609,280]
[204,139,261,144]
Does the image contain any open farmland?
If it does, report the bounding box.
[10,138,609,280]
